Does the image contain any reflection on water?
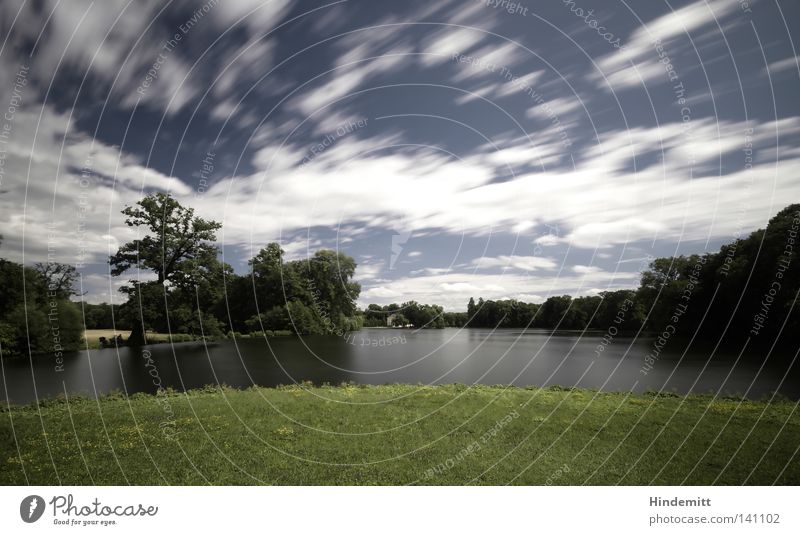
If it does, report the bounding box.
[2,328,797,404]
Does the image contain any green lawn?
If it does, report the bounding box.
[2,384,798,485]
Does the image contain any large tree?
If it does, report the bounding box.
[110,193,222,345]
[234,245,363,335]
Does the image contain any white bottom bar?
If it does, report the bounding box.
[2,486,797,534]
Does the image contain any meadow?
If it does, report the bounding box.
[2,384,798,485]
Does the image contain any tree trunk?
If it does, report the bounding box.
[127,322,147,346]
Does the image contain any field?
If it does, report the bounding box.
[83,330,291,349]
[83,330,200,349]
[2,384,798,485]
[84,329,134,340]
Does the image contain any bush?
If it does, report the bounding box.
[0,300,83,357]
[271,330,293,337]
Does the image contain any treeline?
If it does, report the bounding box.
[1,193,364,354]
[83,303,128,329]
[360,292,640,331]
[637,204,799,344]
[108,194,362,344]
[458,205,800,344]
[462,291,643,331]
[362,302,465,328]
[3,194,798,354]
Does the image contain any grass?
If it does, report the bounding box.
[83,329,191,349]
[84,329,133,339]
[2,384,798,485]
[83,329,293,349]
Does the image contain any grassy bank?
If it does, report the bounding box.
[2,384,798,485]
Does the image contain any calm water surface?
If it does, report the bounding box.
[2,328,798,404]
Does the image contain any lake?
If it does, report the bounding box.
[2,328,798,404]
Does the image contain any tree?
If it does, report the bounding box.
[110,193,222,345]
[391,313,409,327]
[363,304,388,327]
[594,290,642,331]
[300,250,360,319]
[84,303,127,330]
[571,295,602,329]
[443,311,468,327]
[292,249,361,331]
[226,244,363,336]
[539,295,575,328]
[33,262,78,300]
[0,259,83,356]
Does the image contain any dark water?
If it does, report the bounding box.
[2,328,798,404]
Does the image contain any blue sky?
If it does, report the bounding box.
[0,0,799,310]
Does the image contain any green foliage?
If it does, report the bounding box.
[466,297,539,328]
[363,303,389,327]
[110,192,222,284]
[286,300,326,335]
[460,204,800,348]
[7,193,797,357]
[636,204,800,344]
[0,259,84,356]
[442,311,468,327]
[298,249,361,320]
[391,313,409,327]
[83,303,128,330]
[52,300,84,351]
[1,304,48,356]
[401,301,446,328]
[33,262,78,300]
[228,243,362,336]
[539,295,575,328]
[110,193,224,344]
[362,302,446,328]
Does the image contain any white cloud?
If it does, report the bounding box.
[440,282,480,293]
[420,27,485,66]
[572,265,602,274]
[286,20,417,118]
[355,262,385,281]
[209,0,293,35]
[290,45,413,116]
[361,286,403,299]
[70,112,793,261]
[212,39,277,98]
[356,269,642,310]
[0,106,191,267]
[455,82,504,104]
[534,234,562,246]
[6,100,799,286]
[590,0,742,90]
[526,96,583,120]
[765,56,799,76]
[471,255,558,272]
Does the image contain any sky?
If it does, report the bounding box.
[0,0,798,311]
